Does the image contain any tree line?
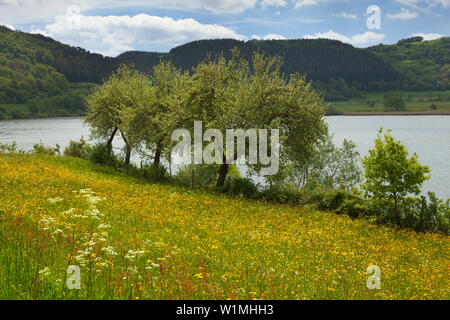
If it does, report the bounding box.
[0,25,408,116]
[1,24,448,119]
[85,50,328,187]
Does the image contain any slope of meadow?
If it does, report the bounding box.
[0,153,448,300]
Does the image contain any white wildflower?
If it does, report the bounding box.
[47,197,63,204]
[101,246,118,256]
[38,267,51,278]
[62,208,75,215]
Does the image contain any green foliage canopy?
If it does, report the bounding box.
[362,128,431,224]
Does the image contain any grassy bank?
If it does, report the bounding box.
[330,90,450,114]
[337,110,450,116]
[0,153,448,300]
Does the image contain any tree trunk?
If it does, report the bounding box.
[393,193,401,226]
[125,146,131,166]
[154,143,162,165]
[216,153,229,188]
[120,131,131,166]
[107,127,118,153]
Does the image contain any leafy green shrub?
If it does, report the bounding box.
[325,105,342,115]
[32,142,60,155]
[63,137,92,159]
[319,189,347,211]
[420,193,449,233]
[296,181,327,205]
[362,128,430,225]
[174,164,218,188]
[125,164,145,179]
[228,177,258,199]
[143,163,168,183]
[88,143,118,167]
[0,142,18,153]
[259,186,303,204]
[383,96,405,111]
[287,136,362,191]
[335,193,368,219]
[9,110,25,119]
[366,99,376,107]
[317,188,369,219]
[401,193,449,234]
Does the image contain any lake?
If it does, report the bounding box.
[0,116,448,199]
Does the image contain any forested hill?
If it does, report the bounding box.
[0,25,116,84]
[0,25,117,117]
[367,36,450,91]
[1,24,449,119]
[117,38,402,91]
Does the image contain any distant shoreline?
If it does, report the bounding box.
[338,110,450,116]
[2,111,450,122]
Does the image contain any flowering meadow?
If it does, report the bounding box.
[0,153,448,300]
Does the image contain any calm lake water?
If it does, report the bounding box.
[0,116,448,199]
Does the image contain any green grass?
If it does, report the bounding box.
[330,91,450,113]
[0,153,449,300]
[2,104,30,113]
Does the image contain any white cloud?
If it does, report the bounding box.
[0,22,15,30]
[31,12,247,57]
[0,0,259,24]
[261,0,287,8]
[294,0,320,9]
[395,0,450,9]
[351,32,386,46]
[333,12,357,19]
[395,0,422,7]
[303,30,385,47]
[169,0,258,14]
[252,33,287,40]
[387,8,418,19]
[412,32,444,40]
[293,0,337,10]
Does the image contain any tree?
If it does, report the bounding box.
[362,128,431,225]
[366,99,376,108]
[85,65,150,166]
[246,53,328,186]
[122,61,190,167]
[288,135,361,190]
[383,96,405,111]
[184,50,327,187]
[184,49,249,187]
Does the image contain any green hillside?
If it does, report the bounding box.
[0,26,109,118]
[367,36,450,91]
[0,25,449,119]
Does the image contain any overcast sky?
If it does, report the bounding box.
[1,0,449,56]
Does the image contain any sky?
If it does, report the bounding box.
[0,0,449,57]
